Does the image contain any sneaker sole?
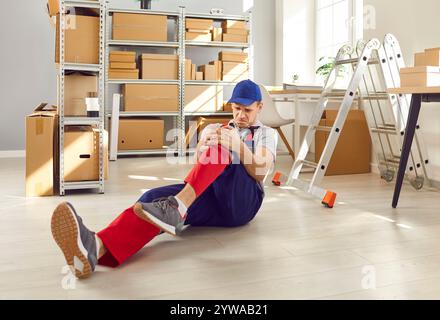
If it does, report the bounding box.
[133,202,177,236]
[51,202,93,279]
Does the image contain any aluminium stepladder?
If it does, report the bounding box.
[272,35,434,208]
[272,38,383,208]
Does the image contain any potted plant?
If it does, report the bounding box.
[315,56,335,79]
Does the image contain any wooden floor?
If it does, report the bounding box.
[1,155,440,300]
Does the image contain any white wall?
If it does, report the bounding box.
[0,0,275,151]
[364,0,440,180]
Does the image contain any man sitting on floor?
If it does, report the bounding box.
[51,79,278,279]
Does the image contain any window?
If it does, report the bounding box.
[315,0,363,68]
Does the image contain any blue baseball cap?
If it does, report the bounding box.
[228,79,262,106]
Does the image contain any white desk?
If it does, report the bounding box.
[267,88,322,156]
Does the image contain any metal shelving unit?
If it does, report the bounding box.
[58,0,106,195]
[105,6,252,160]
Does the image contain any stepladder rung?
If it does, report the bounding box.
[314,125,333,132]
[371,126,397,134]
[335,58,380,65]
[300,159,318,168]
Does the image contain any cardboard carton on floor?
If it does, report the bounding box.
[55,14,100,64]
[64,126,109,182]
[315,110,371,176]
[185,85,223,112]
[123,84,179,112]
[141,53,178,80]
[113,13,167,41]
[118,119,164,150]
[25,104,59,197]
[64,72,98,116]
[400,66,440,87]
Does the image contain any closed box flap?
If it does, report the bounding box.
[400,66,440,74]
[28,103,58,118]
[322,109,367,121]
[141,53,178,61]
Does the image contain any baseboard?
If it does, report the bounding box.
[0,150,25,158]
[370,162,379,175]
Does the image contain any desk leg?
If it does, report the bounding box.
[392,94,422,208]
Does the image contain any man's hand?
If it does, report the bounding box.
[219,127,242,154]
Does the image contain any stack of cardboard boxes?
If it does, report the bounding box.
[400,48,440,87]
[109,51,139,80]
[25,104,109,197]
[185,18,213,42]
[221,20,249,43]
[219,51,249,82]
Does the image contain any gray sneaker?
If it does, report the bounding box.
[133,196,185,236]
[51,202,97,279]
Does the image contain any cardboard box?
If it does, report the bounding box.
[25,104,59,197]
[424,48,440,67]
[113,13,167,41]
[141,53,178,80]
[110,62,137,69]
[315,110,371,176]
[212,28,222,41]
[109,51,136,63]
[186,31,212,42]
[191,64,196,80]
[55,14,99,64]
[222,27,249,35]
[64,126,108,182]
[400,66,440,87]
[185,18,213,31]
[209,60,222,80]
[109,69,139,79]
[414,48,440,67]
[64,73,98,116]
[47,0,98,17]
[222,33,248,43]
[219,51,248,63]
[118,119,164,150]
[185,85,223,112]
[199,65,216,81]
[124,84,179,112]
[195,72,203,80]
[185,59,192,80]
[415,52,427,67]
[221,20,247,29]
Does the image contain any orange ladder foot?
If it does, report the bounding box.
[322,191,337,208]
[272,172,284,186]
